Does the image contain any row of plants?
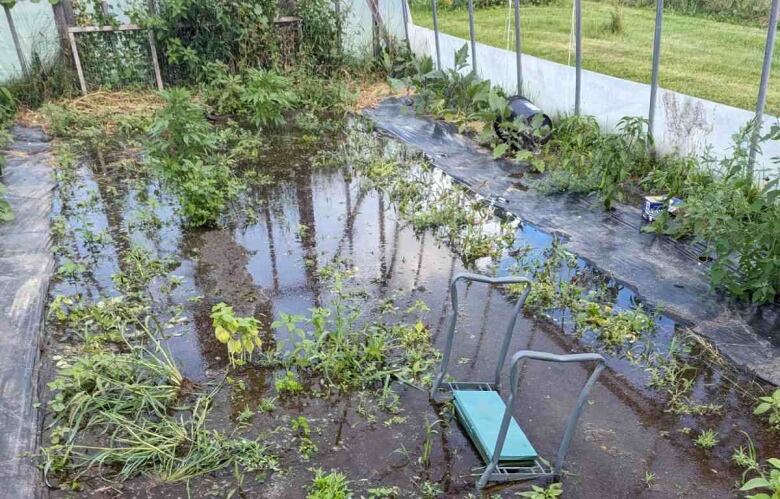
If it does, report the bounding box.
[389,44,780,304]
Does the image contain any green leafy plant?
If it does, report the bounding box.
[274,370,304,395]
[694,429,719,449]
[292,416,318,460]
[740,458,780,499]
[517,482,564,499]
[754,388,780,431]
[210,303,262,367]
[148,89,238,227]
[307,468,351,499]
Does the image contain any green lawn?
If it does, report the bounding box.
[411,3,780,115]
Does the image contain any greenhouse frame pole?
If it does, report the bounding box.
[431,0,442,69]
[3,4,29,78]
[467,0,477,73]
[748,0,780,175]
[648,0,664,139]
[402,0,411,49]
[513,0,523,94]
[574,0,582,114]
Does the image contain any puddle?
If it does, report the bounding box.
[42,120,778,498]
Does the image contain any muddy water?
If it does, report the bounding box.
[44,123,778,498]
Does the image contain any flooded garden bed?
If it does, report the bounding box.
[32,94,780,497]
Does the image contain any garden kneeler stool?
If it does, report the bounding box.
[430,272,606,491]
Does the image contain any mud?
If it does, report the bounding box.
[34,120,779,498]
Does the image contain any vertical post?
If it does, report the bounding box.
[513,0,522,95]
[3,4,29,78]
[748,0,780,175]
[402,0,411,49]
[147,0,164,91]
[68,30,87,95]
[335,0,344,55]
[575,0,582,115]
[431,0,442,69]
[467,0,477,74]
[367,0,381,57]
[648,0,664,140]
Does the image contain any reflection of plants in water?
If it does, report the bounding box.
[274,370,304,395]
[336,131,518,265]
[211,302,263,368]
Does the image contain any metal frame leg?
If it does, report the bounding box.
[477,351,606,490]
[431,272,532,397]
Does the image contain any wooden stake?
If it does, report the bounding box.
[68,30,87,94]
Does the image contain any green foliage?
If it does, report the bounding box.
[517,482,564,499]
[148,89,238,227]
[401,45,493,124]
[292,416,318,460]
[307,468,351,499]
[4,52,76,108]
[143,0,279,82]
[740,458,780,499]
[693,428,719,449]
[211,303,262,367]
[754,388,780,431]
[297,0,344,69]
[204,65,297,129]
[644,125,780,304]
[0,85,15,222]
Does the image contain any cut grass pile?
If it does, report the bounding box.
[411,2,780,114]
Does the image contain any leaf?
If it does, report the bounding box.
[492,143,508,159]
[740,477,771,490]
[454,44,470,70]
[754,402,771,415]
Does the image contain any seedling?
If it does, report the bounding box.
[754,388,780,431]
[211,303,262,367]
[307,468,351,499]
[694,429,719,449]
[516,483,563,499]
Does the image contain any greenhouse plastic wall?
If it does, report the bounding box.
[346,0,780,177]
[0,1,58,81]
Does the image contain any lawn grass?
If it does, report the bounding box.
[410,2,780,115]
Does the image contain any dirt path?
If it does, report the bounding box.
[0,126,53,499]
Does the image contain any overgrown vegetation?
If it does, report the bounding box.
[392,44,779,304]
[0,85,14,222]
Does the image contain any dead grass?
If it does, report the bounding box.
[18,90,162,133]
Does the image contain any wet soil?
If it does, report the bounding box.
[40,121,779,498]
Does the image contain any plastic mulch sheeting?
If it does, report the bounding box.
[364,98,780,386]
[0,126,53,499]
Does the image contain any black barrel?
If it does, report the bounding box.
[494,96,553,148]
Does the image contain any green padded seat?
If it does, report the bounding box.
[453,389,538,466]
